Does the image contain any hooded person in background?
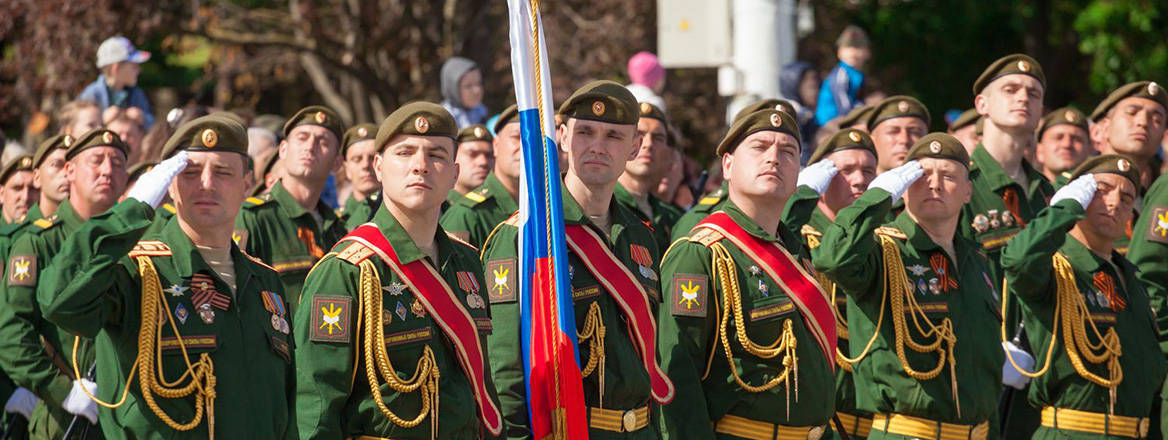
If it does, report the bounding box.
[781,61,821,162]
[440,56,487,128]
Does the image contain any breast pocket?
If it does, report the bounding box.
[745,295,797,344]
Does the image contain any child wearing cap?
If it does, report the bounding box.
[78,36,154,128]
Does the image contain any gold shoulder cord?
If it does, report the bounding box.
[72,256,217,439]
[577,301,606,406]
[357,259,440,439]
[999,253,1122,414]
[803,230,853,372]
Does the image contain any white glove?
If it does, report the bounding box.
[126,151,189,208]
[867,160,924,201]
[797,159,839,195]
[1001,341,1035,390]
[1049,174,1097,210]
[4,387,37,419]
[62,379,98,424]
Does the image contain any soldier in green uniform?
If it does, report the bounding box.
[783,127,879,439]
[867,95,930,175]
[658,106,838,439]
[0,154,38,439]
[235,105,348,312]
[484,81,673,439]
[339,123,381,231]
[294,102,503,439]
[37,114,296,439]
[0,128,130,439]
[440,104,522,248]
[451,123,494,210]
[0,155,37,227]
[616,101,683,249]
[1034,107,1091,186]
[1129,171,1168,438]
[27,134,74,223]
[839,104,875,132]
[1001,155,1166,439]
[814,133,1008,440]
[1089,81,1167,189]
[949,108,981,154]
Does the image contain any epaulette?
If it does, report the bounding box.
[501,211,522,227]
[687,227,724,247]
[457,187,491,207]
[241,250,277,272]
[0,220,26,236]
[800,224,822,237]
[694,188,726,208]
[874,226,907,240]
[446,232,479,252]
[161,203,177,214]
[243,193,272,208]
[335,241,376,265]
[33,216,58,230]
[128,240,172,257]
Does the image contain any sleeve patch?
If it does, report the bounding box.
[7,254,36,286]
[486,258,517,303]
[309,295,352,343]
[1146,207,1168,244]
[671,273,709,317]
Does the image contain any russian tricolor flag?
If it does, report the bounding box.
[507,1,589,438]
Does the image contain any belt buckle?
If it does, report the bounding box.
[622,410,637,432]
[1139,418,1150,438]
[807,425,825,440]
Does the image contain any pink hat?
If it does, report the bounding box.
[628,52,665,87]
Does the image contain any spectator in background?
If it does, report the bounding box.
[78,36,155,128]
[626,51,667,111]
[781,61,820,161]
[815,25,871,126]
[440,56,487,128]
[56,100,102,136]
[107,113,145,164]
[948,108,982,154]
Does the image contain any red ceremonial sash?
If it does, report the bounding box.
[563,225,675,404]
[341,225,503,436]
[695,212,837,370]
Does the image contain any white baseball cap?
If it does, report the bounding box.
[96,36,151,68]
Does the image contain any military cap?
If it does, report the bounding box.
[1089,81,1168,122]
[733,98,796,123]
[973,54,1045,96]
[1068,154,1142,192]
[867,96,931,131]
[493,104,519,134]
[715,109,800,155]
[127,162,157,184]
[838,105,874,128]
[558,80,639,125]
[33,133,74,169]
[905,132,970,169]
[1036,107,1088,140]
[341,123,378,154]
[0,155,34,184]
[161,113,249,158]
[949,108,980,131]
[249,153,280,196]
[282,105,344,142]
[457,124,493,143]
[638,102,670,123]
[807,128,877,164]
[66,128,129,160]
[375,102,458,151]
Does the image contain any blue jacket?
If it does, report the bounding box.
[78,75,155,129]
[814,61,864,126]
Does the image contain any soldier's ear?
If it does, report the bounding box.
[372,153,383,182]
[973,94,989,118]
[277,139,289,160]
[721,153,733,182]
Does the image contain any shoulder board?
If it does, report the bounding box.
[241,250,277,272]
[161,203,177,214]
[686,227,724,247]
[800,224,822,237]
[335,241,376,265]
[464,190,488,203]
[1060,171,1073,180]
[446,232,479,252]
[128,240,172,257]
[874,226,907,240]
[501,211,522,227]
[33,217,58,230]
[243,194,273,208]
[334,208,344,217]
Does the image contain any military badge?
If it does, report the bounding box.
[1147,207,1168,244]
[917,279,928,295]
[310,295,351,343]
[174,303,189,325]
[592,100,606,116]
[395,301,408,322]
[382,309,393,326]
[198,303,216,324]
[758,279,769,297]
[988,209,1001,229]
[411,300,426,318]
[190,272,231,311]
[165,284,188,297]
[671,274,709,317]
[1001,210,1015,227]
[8,254,36,286]
[383,282,406,296]
[486,258,517,303]
[928,278,941,295]
[907,264,929,277]
[972,214,990,233]
[748,265,761,277]
[629,244,655,281]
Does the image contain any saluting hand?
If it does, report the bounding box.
[3,387,37,419]
[797,159,839,195]
[126,151,190,208]
[1049,174,1097,210]
[867,160,924,201]
[63,378,98,424]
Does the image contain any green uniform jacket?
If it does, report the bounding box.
[657,200,836,439]
[1001,200,1167,439]
[340,193,380,232]
[235,180,347,313]
[439,173,518,249]
[36,199,296,439]
[0,210,36,419]
[0,200,98,439]
[443,189,461,214]
[671,182,728,243]
[1130,175,1168,352]
[813,189,1004,429]
[295,206,500,440]
[614,183,683,251]
[482,187,663,440]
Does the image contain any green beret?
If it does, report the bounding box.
[716,109,800,156]
[838,105,874,128]
[127,162,156,183]
[33,133,73,169]
[973,54,1045,96]
[249,153,281,197]
[949,108,980,131]
[733,98,796,123]
[808,128,876,164]
[867,96,930,131]
[0,155,33,184]
[341,123,377,154]
[161,113,249,158]
[558,80,638,125]
[1089,81,1168,122]
[1068,154,1142,192]
[1036,107,1088,140]
[66,129,129,160]
[493,104,519,134]
[282,105,344,142]
[905,132,970,169]
[375,102,458,151]
[457,124,493,143]
[638,102,670,124]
